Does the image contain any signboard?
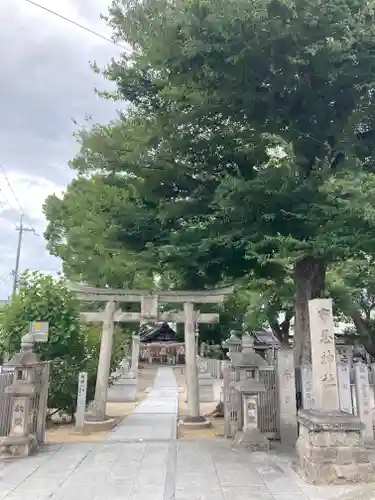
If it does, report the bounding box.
[28,321,49,343]
[76,372,88,431]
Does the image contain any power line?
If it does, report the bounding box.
[0,163,25,216]
[0,163,36,231]
[0,187,13,215]
[24,0,131,52]
[0,176,16,215]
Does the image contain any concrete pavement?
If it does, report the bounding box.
[106,364,178,442]
[0,367,374,500]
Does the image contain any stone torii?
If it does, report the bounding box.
[70,284,233,423]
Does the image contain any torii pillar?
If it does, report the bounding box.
[92,300,117,420]
[184,302,200,420]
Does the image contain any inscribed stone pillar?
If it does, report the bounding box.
[130,335,140,378]
[93,300,117,420]
[276,348,298,444]
[300,365,314,409]
[337,348,353,414]
[184,302,201,420]
[354,361,374,443]
[309,298,339,411]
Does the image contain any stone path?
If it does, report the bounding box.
[107,365,178,442]
[0,367,374,500]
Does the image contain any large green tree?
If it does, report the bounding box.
[45,0,375,364]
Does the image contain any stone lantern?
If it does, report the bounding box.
[231,336,268,382]
[222,332,242,360]
[231,336,269,446]
[0,322,48,459]
[0,342,40,458]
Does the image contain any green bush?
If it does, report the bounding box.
[0,271,98,416]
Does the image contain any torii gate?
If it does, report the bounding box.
[70,285,233,423]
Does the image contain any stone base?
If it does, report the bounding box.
[107,377,137,402]
[0,434,37,459]
[179,416,211,429]
[83,417,116,433]
[234,427,270,451]
[295,409,375,485]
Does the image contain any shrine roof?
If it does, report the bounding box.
[139,322,177,343]
[253,329,281,347]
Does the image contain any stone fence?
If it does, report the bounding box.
[199,357,231,379]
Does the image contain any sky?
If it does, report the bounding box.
[0,0,120,298]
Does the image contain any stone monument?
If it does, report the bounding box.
[295,299,375,484]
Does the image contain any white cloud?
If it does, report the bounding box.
[0,0,120,298]
[0,171,63,227]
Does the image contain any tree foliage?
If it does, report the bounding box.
[44,0,375,360]
[0,272,96,415]
[328,260,375,349]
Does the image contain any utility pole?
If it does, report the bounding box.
[12,215,34,298]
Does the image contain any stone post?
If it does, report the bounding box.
[130,335,140,379]
[354,361,374,443]
[309,298,339,410]
[184,302,201,421]
[276,348,297,445]
[91,300,117,421]
[337,347,353,415]
[75,372,87,432]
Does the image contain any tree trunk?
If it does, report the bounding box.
[294,256,326,366]
[351,310,371,339]
[280,315,292,346]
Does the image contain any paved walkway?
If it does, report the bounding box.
[107,365,178,442]
[0,367,374,500]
